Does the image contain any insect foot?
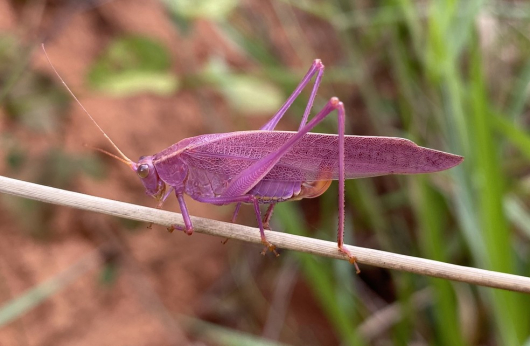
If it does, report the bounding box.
[260,240,280,257]
[167,224,194,235]
[339,246,361,274]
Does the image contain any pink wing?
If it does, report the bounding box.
[176,131,463,182]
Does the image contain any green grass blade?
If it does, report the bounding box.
[274,203,365,346]
[181,315,293,346]
[0,250,100,327]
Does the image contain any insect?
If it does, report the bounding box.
[44,45,463,273]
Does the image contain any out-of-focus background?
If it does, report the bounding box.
[0,0,529,345]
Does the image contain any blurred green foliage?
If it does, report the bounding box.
[0,250,100,327]
[88,36,178,96]
[162,0,238,32]
[202,58,285,115]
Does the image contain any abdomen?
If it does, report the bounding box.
[248,179,332,203]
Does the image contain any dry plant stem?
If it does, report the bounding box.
[0,175,529,294]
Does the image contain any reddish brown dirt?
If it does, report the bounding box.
[0,1,340,345]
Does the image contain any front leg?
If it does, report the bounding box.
[148,186,175,229]
[167,192,194,235]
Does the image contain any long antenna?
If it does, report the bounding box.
[84,144,132,165]
[41,44,134,165]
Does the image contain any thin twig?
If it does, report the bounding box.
[0,175,529,294]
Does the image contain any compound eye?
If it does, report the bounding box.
[137,164,150,178]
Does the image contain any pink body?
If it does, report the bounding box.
[148,131,462,204]
[44,45,463,272]
[127,59,463,273]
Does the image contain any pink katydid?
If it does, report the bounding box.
[43,45,463,273]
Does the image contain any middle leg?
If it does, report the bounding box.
[222,202,243,244]
[195,195,278,256]
[262,203,276,230]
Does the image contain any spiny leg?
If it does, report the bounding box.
[261,59,324,131]
[297,62,324,131]
[334,101,360,274]
[217,98,360,268]
[222,98,346,198]
[229,60,324,247]
[260,61,359,269]
[250,60,325,235]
